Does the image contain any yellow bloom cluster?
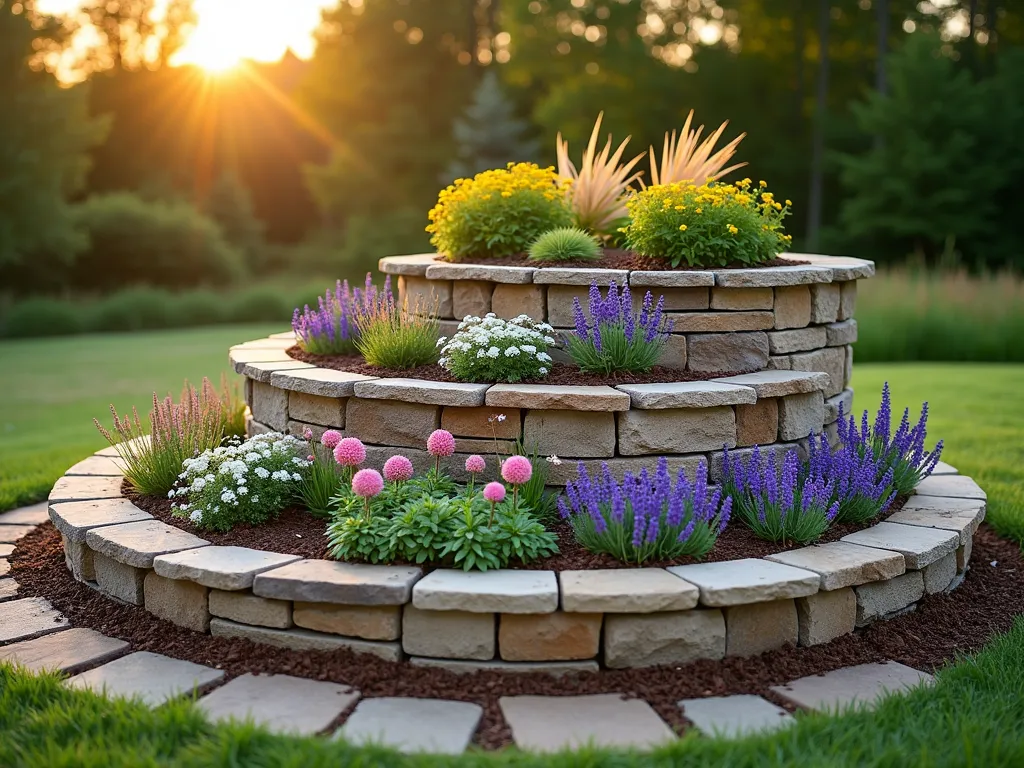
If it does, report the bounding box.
[427,163,569,229]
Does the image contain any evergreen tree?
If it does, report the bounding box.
[442,69,539,182]
[205,171,267,270]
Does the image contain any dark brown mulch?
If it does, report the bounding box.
[10,522,1024,749]
[286,347,753,387]
[444,249,808,272]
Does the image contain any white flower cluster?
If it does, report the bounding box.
[170,432,310,532]
[437,313,555,383]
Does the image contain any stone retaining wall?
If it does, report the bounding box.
[378,252,873,378]
[51,450,982,672]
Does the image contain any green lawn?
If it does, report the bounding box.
[1,329,1024,766]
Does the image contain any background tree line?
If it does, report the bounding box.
[1,0,1021,299]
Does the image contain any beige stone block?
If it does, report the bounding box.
[659,334,688,369]
[441,406,522,439]
[768,327,827,355]
[796,588,856,646]
[604,610,725,668]
[144,572,210,633]
[546,285,589,327]
[618,406,736,456]
[669,311,774,333]
[452,280,493,319]
[644,287,709,311]
[725,599,798,657]
[809,283,840,324]
[838,280,858,321]
[735,398,779,447]
[345,398,440,449]
[288,392,345,428]
[710,287,774,311]
[402,605,495,660]
[399,276,453,318]
[922,551,956,594]
[251,381,288,431]
[686,332,769,373]
[94,552,146,605]
[855,571,924,626]
[62,533,95,582]
[491,284,546,321]
[499,612,602,661]
[209,589,292,629]
[774,285,812,329]
[522,410,615,458]
[293,602,401,641]
[790,347,846,397]
[767,355,791,370]
[778,391,825,441]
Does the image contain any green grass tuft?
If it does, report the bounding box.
[527,227,601,262]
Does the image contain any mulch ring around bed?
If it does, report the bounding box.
[10,522,1024,749]
[437,250,809,272]
[125,481,908,570]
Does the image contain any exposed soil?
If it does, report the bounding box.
[10,522,1024,748]
[286,347,753,387]
[444,249,808,272]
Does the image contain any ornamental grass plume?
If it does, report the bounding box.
[297,429,343,519]
[646,110,746,187]
[355,289,439,370]
[720,446,839,545]
[560,457,730,564]
[292,275,391,356]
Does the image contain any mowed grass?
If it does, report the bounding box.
[0,324,283,512]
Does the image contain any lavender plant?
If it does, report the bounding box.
[805,433,897,524]
[839,383,943,495]
[720,446,839,544]
[559,457,730,564]
[566,281,672,374]
[292,274,391,356]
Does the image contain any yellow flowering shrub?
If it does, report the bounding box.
[622,179,793,268]
[427,163,573,261]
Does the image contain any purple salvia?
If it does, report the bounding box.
[677,518,696,543]
[572,297,589,340]
[557,497,571,520]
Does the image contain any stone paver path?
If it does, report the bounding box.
[678,694,794,738]
[0,544,13,557]
[499,693,676,752]
[66,651,224,706]
[337,697,482,754]
[0,627,128,674]
[198,673,360,735]
[0,502,49,526]
[0,597,69,644]
[771,661,934,712]
[0,525,37,544]
[0,578,18,601]
[0,559,9,577]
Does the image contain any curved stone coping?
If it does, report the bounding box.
[50,445,981,670]
[378,253,875,286]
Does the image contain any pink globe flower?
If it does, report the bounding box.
[383,455,415,483]
[426,429,456,458]
[465,454,486,474]
[321,430,343,450]
[501,455,533,486]
[333,437,366,467]
[483,481,506,503]
[351,468,384,498]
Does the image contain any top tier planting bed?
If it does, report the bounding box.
[380,252,873,377]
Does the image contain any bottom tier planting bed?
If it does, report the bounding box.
[47,448,983,672]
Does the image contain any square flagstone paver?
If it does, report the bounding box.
[0,579,19,601]
[914,475,987,501]
[413,569,558,613]
[86,520,209,568]
[153,546,300,591]
[500,694,675,752]
[559,568,699,613]
[0,559,8,577]
[0,502,50,526]
[771,661,934,712]
[667,559,820,607]
[713,370,831,398]
[352,378,489,407]
[679,694,794,738]
[197,673,360,735]
[931,461,958,476]
[765,542,906,590]
[0,544,13,557]
[0,525,36,544]
[64,455,125,477]
[49,498,152,543]
[253,560,422,605]
[841,522,959,569]
[614,381,756,410]
[239,359,315,383]
[48,474,124,503]
[66,652,224,707]
[337,697,483,754]
[0,627,128,674]
[886,496,986,544]
[486,383,630,412]
[268,368,378,398]
[0,597,69,643]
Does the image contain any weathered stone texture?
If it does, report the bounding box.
[809,283,841,323]
[451,280,494,318]
[209,589,292,629]
[399,275,453,318]
[559,569,699,613]
[617,406,736,456]
[144,572,210,632]
[778,391,825,441]
[491,284,546,321]
[686,332,769,373]
[922,551,957,594]
[293,602,401,641]
[826,319,858,347]
[499,612,602,661]
[735,398,779,447]
[345,398,440,449]
[93,552,146,605]
[773,285,812,329]
[838,280,858,320]
[441,406,521,438]
[855,571,924,626]
[522,410,616,458]
[790,346,846,397]
[767,327,827,355]
[402,605,495,660]
[711,287,774,311]
[604,610,726,668]
[251,381,288,431]
[288,392,345,427]
[796,588,856,646]
[669,311,774,333]
[725,599,798,657]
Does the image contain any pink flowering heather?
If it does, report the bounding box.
[351,468,384,497]
[333,437,366,467]
[483,481,506,503]
[465,455,486,473]
[302,426,313,440]
[321,430,343,450]
[383,455,415,483]
[501,455,533,485]
[426,429,456,457]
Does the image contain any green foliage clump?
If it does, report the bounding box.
[1,299,84,338]
[426,163,573,261]
[528,227,601,263]
[437,314,556,383]
[355,296,439,369]
[622,180,792,267]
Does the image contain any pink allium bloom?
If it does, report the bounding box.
[333,437,366,467]
[483,481,506,503]
[383,455,415,482]
[351,468,384,498]
[465,454,486,474]
[426,429,456,457]
[321,430,343,450]
[501,455,533,485]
